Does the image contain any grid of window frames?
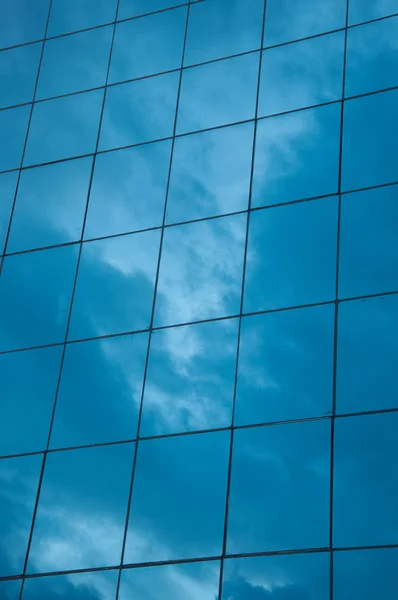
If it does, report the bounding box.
[0,0,397,598]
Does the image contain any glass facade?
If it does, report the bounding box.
[0,0,397,598]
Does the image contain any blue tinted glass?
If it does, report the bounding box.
[0,246,78,352]
[0,454,42,577]
[125,431,229,562]
[48,0,118,36]
[24,90,103,166]
[0,0,49,48]
[22,569,118,600]
[235,305,334,426]
[334,412,398,547]
[259,32,344,116]
[0,580,21,600]
[0,43,41,109]
[50,333,148,448]
[154,214,246,327]
[8,157,92,253]
[0,105,30,172]
[349,0,398,25]
[68,231,160,340]
[0,346,62,456]
[264,0,346,46]
[120,561,220,600]
[110,8,186,83]
[177,53,259,134]
[337,295,398,414]
[222,552,330,600]
[244,198,338,312]
[342,89,398,191]
[227,420,331,553]
[0,172,18,251]
[252,104,340,207]
[141,318,239,436]
[85,140,171,239]
[185,0,263,65]
[346,18,398,97]
[119,0,188,19]
[167,123,254,223]
[334,548,398,600]
[339,186,398,298]
[37,27,112,100]
[27,443,134,573]
[100,72,179,150]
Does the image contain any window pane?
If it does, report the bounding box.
[50,333,148,449]
[177,53,259,134]
[252,103,340,207]
[0,581,21,600]
[0,454,42,577]
[100,72,179,150]
[342,89,398,191]
[23,571,118,599]
[0,346,62,456]
[110,8,186,83]
[141,318,239,436]
[27,443,134,573]
[167,122,254,223]
[0,105,30,172]
[154,214,246,327]
[333,413,398,547]
[244,198,338,312]
[0,172,18,251]
[0,43,41,109]
[222,553,330,600]
[227,420,331,553]
[337,295,398,414]
[68,231,160,340]
[48,0,118,36]
[85,140,171,239]
[235,305,334,426]
[259,32,344,116]
[0,0,49,48]
[8,157,92,253]
[339,185,398,298]
[24,90,103,166]
[0,245,78,352]
[119,0,188,19]
[125,431,229,562]
[348,0,398,25]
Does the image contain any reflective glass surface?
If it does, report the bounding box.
[48,0,118,36]
[0,172,18,251]
[0,0,49,48]
[0,43,41,109]
[0,580,21,600]
[22,570,118,600]
[119,0,190,20]
[348,0,398,25]
[0,105,30,172]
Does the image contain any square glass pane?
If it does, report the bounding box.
[85,140,171,239]
[0,43,41,109]
[177,53,259,134]
[222,552,330,600]
[125,431,229,562]
[68,230,160,340]
[110,8,186,83]
[37,27,112,100]
[48,0,118,36]
[252,103,340,207]
[100,72,179,150]
[22,570,118,600]
[50,333,149,448]
[227,420,331,553]
[0,581,21,600]
[27,443,134,573]
[154,214,246,327]
[235,304,334,426]
[259,32,344,116]
[346,17,398,97]
[0,105,30,172]
[185,0,264,65]
[8,157,92,253]
[0,0,49,48]
[263,0,347,46]
[244,198,338,312]
[24,90,103,166]
[0,454,42,577]
[0,346,62,456]
[339,185,398,298]
[334,548,398,600]
[333,412,398,547]
[166,122,254,223]
[337,295,398,414]
[119,561,220,600]
[349,0,398,25]
[0,172,18,251]
[119,0,187,19]
[342,89,398,191]
[0,245,78,352]
[141,318,239,436]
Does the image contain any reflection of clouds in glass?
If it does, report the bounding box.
[23,569,118,600]
[0,42,41,108]
[348,0,398,25]
[48,0,117,36]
